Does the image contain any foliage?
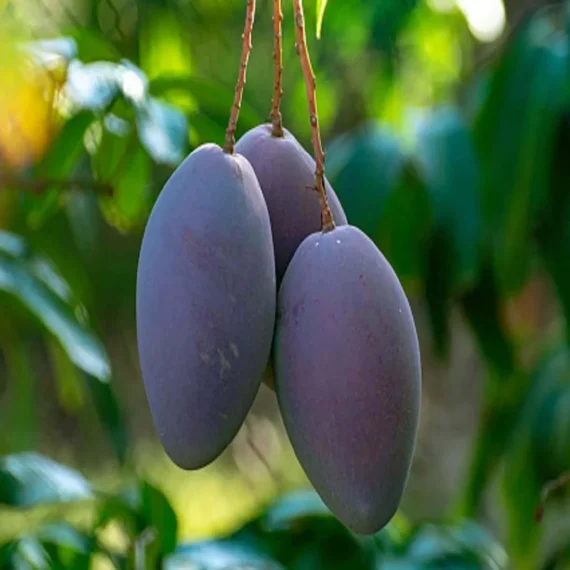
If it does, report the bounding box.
[0,454,507,570]
[0,0,570,568]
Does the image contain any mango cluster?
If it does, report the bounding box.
[136,124,422,535]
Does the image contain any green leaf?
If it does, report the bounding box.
[24,111,94,229]
[414,106,481,292]
[0,232,111,380]
[316,0,329,38]
[135,97,188,166]
[261,490,331,531]
[0,452,92,508]
[474,19,569,294]
[36,523,94,570]
[99,143,152,232]
[0,537,51,569]
[460,263,515,377]
[376,159,432,292]
[326,122,405,240]
[170,540,284,570]
[149,74,261,137]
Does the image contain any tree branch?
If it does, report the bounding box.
[270,0,284,137]
[292,0,334,232]
[224,0,256,154]
[1,178,114,196]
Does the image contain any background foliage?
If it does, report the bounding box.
[1,0,570,568]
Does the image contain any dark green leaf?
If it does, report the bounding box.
[326,122,405,240]
[376,159,432,291]
[0,452,92,508]
[149,74,261,136]
[36,522,93,570]
[85,374,128,465]
[0,537,51,569]
[414,106,481,292]
[474,19,569,294]
[261,490,332,532]
[0,233,111,380]
[460,263,515,377]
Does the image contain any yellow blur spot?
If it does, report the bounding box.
[0,35,55,172]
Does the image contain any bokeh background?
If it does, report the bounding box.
[1,0,570,568]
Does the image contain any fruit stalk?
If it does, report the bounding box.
[270,0,284,137]
[224,0,256,154]
[292,0,334,232]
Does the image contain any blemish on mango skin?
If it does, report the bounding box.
[217,349,231,378]
[230,342,240,358]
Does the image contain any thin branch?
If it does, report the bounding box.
[1,178,114,196]
[535,470,570,523]
[292,0,334,232]
[224,0,256,154]
[270,0,284,137]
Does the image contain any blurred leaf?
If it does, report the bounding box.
[425,230,453,357]
[99,142,152,231]
[36,522,93,570]
[25,111,94,229]
[170,539,284,570]
[0,537,51,569]
[0,452,92,508]
[400,522,507,569]
[460,263,515,377]
[64,61,123,111]
[376,159,432,291]
[316,0,329,38]
[47,338,85,414]
[537,115,570,347]
[85,374,128,465]
[149,74,261,135]
[97,480,176,564]
[261,490,331,532]
[474,20,569,294]
[0,232,111,380]
[70,29,121,63]
[502,347,570,567]
[135,97,187,165]
[414,106,481,292]
[326,122,405,240]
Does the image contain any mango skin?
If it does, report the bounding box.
[235,124,348,283]
[136,144,276,470]
[274,225,421,534]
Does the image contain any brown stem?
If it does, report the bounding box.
[535,470,570,523]
[292,0,334,232]
[224,0,256,154]
[270,0,284,137]
[0,177,114,196]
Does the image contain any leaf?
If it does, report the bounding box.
[261,490,331,532]
[0,537,51,569]
[474,18,569,294]
[376,159,432,292]
[414,106,481,293]
[149,74,261,136]
[24,111,94,229]
[325,122,405,240]
[460,263,515,377]
[316,0,329,38]
[0,233,111,380]
[0,452,92,508]
[99,142,152,231]
[36,522,94,570]
[170,540,284,570]
[85,374,128,465]
[135,97,187,165]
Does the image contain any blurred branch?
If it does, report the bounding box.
[270,0,284,137]
[535,470,570,522]
[1,177,113,196]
